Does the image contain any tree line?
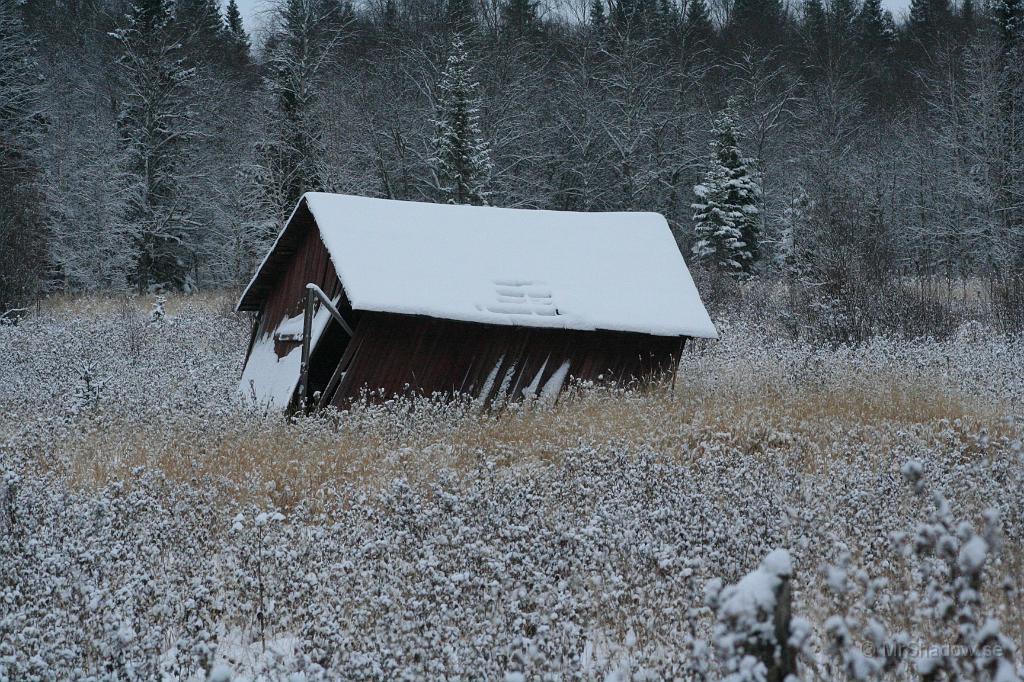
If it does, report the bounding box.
[0,0,1022,323]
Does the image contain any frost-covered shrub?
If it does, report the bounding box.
[0,297,1022,679]
[705,459,1023,682]
[706,549,796,682]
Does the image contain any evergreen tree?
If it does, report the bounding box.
[500,0,538,38]
[613,0,634,29]
[907,0,952,49]
[445,0,475,32]
[223,0,251,63]
[175,0,223,54]
[112,0,198,290]
[431,35,492,205]
[332,0,354,28]
[654,0,678,38]
[590,0,607,31]
[613,0,657,32]
[382,0,397,29]
[683,0,713,48]
[995,0,1022,48]
[251,0,340,228]
[691,104,762,275]
[857,0,890,53]
[802,0,828,65]
[0,0,48,309]
[831,0,857,35]
[830,0,858,57]
[225,0,242,32]
[856,0,894,103]
[776,188,812,276]
[994,0,1023,238]
[728,0,786,48]
[960,0,975,33]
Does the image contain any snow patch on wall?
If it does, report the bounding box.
[238,299,338,409]
[238,337,302,409]
[539,359,571,403]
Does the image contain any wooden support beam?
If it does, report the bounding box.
[305,283,355,336]
[298,283,356,412]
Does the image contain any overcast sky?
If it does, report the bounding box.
[231,0,911,38]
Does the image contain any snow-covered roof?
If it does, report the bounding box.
[238,193,718,339]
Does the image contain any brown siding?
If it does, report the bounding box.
[325,312,684,407]
[251,208,352,360]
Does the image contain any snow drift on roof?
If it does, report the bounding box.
[241,193,718,339]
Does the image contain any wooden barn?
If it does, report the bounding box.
[235,193,718,410]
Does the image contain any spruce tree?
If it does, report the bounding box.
[590,0,607,31]
[994,0,1023,237]
[802,0,828,66]
[691,104,762,275]
[251,0,340,228]
[831,0,857,37]
[683,0,713,48]
[995,0,1022,48]
[907,0,952,49]
[500,0,538,38]
[856,0,894,104]
[382,0,397,30]
[223,0,251,63]
[175,0,223,55]
[612,0,658,32]
[431,35,492,205]
[225,0,243,32]
[728,0,786,48]
[829,0,857,59]
[776,188,813,277]
[613,0,634,29]
[112,0,198,290]
[445,0,475,32]
[654,0,678,38]
[857,0,889,53]
[333,0,354,28]
[960,0,975,33]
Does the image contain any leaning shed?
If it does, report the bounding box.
[236,192,717,410]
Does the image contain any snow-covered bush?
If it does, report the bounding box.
[0,296,1021,679]
[705,548,796,682]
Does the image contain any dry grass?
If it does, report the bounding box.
[34,290,242,317]
[50,369,1011,508]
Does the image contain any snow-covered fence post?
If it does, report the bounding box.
[707,549,797,682]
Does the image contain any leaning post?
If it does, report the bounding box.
[298,288,315,412]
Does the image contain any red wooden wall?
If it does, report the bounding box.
[322,312,684,407]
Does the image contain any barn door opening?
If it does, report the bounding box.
[298,284,356,411]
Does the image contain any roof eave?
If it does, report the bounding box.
[234,195,313,313]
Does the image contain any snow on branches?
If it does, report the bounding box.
[431,34,493,206]
[691,101,762,276]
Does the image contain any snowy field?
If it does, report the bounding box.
[1,295,1022,680]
